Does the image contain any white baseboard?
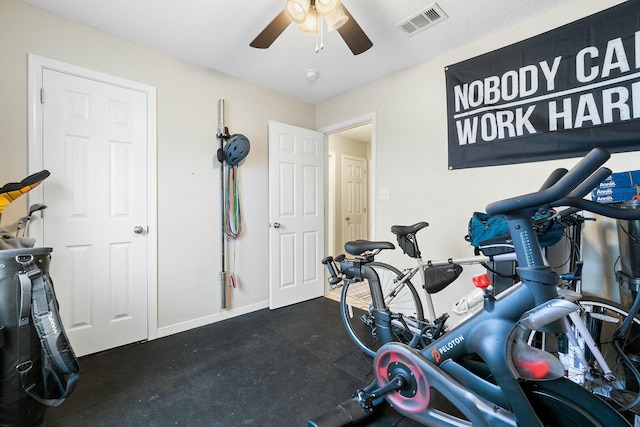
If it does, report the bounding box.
[156,300,269,339]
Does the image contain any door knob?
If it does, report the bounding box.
[272,222,281,229]
[345,217,351,221]
[133,225,145,234]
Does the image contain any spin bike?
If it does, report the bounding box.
[309,148,635,427]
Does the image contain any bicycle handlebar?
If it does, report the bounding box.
[485,148,640,221]
[538,168,568,191]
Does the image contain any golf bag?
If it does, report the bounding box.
[0,247,80,426]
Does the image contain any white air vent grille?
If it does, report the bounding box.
[397,3,448,36]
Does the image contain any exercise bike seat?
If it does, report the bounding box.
[391,222,429,237]
[344,240,395,256]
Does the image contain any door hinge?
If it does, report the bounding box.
[40,88,45,104]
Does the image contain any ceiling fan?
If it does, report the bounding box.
[250,0,373,55]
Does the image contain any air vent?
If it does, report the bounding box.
[397,3,448,36]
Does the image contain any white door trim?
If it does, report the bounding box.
[27,54,159,341]
[328,151,336,257]
[319,113,376,240]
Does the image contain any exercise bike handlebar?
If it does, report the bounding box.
[486,148,611,215]
[538,167,568,191]
[569,167,611,198]
[557,196,640,220]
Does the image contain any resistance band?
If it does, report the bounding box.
[224,164,242,289]
[224,165,242,239]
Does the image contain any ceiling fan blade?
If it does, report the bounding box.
[250,10,291,49]
[336,5,373,55]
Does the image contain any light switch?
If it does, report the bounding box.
[379,188,390,200]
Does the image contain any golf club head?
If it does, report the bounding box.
[28,203,47,215]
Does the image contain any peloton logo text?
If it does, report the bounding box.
[432,334,465,362]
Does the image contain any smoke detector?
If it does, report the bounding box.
[305,69,319,81]
[397,3,448,36]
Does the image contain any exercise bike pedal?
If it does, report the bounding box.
[306,395,372,427]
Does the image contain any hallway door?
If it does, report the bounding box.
[341,155,368,243]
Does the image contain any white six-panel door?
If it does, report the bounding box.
[29,56,156,356]
[268,121,325,309]
[341,155,368,244]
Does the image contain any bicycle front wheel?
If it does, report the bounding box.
[530,295,640,417]
[340,262,424,358]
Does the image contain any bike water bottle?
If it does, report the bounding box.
[452,274,490,316]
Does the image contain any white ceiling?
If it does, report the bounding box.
[19,0,570,104]
[339,122,371,142]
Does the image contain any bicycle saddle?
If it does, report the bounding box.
[390,222,429,237]
[344,240,395,256]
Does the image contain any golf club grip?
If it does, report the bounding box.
[306,397,370,427]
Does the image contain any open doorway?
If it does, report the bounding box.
[327,123,372,257]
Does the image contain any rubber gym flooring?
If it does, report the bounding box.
[45,297,423,426]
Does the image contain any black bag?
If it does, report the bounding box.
[422,262,463,294]
[0,248,80,426]
[396,234,420,259]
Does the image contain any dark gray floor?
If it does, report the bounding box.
[44,297,421,427]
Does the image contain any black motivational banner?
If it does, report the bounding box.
[446,2,640,169]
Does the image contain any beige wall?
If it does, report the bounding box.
[316,0,637,320]
[0,0,315,332]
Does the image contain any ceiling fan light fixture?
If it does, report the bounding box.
[284,0,310,24]
[315,0,339,15]
[325,4,348,31]
[300,8,320,34]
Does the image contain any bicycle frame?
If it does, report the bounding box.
[396,252,517,321]
[562,310,615,381]
[363,252,518,351]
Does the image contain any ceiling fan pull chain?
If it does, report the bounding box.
[315,17,324,53]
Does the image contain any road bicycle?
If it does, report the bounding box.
[322,231,516,358]
[309,148,637,427]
